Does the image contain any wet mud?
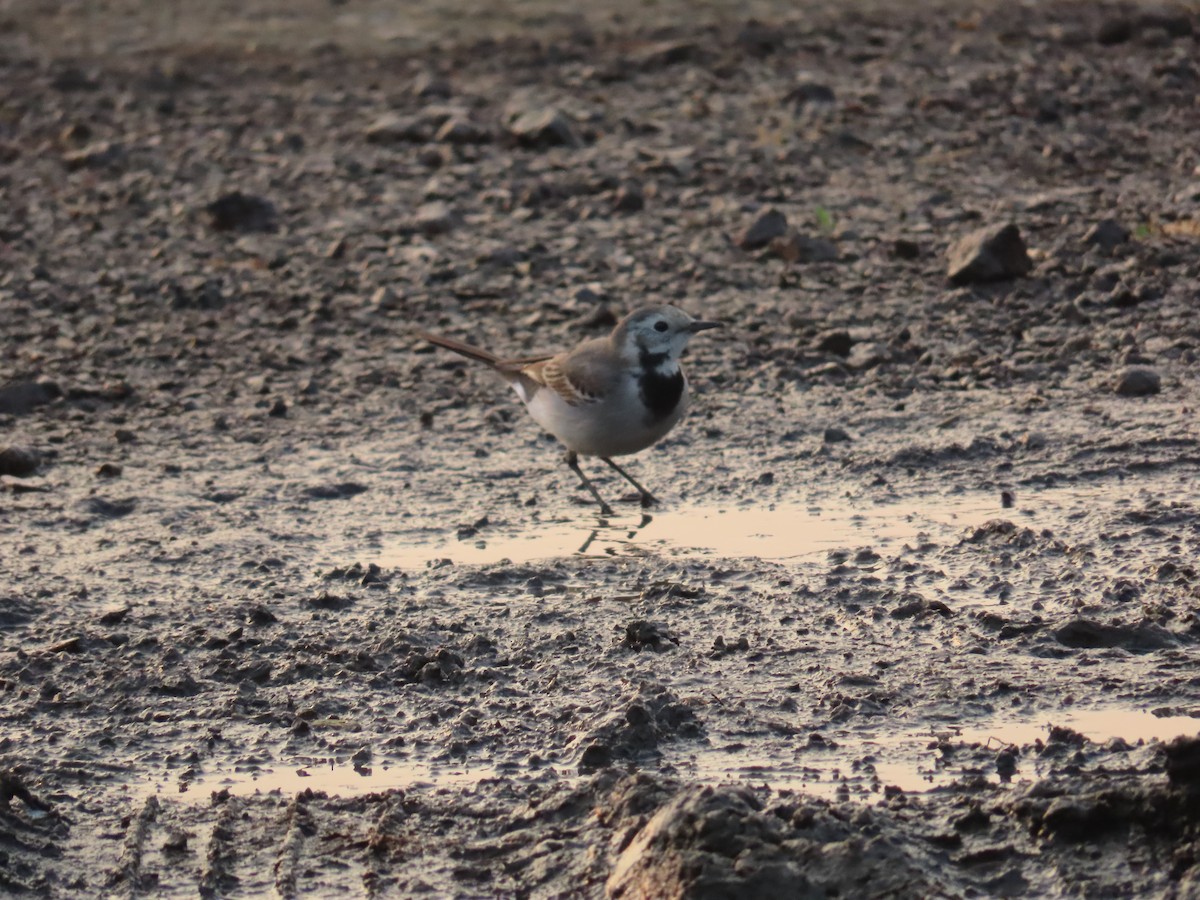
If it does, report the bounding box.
[2,0,1200,895]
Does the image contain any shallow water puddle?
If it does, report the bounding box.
[379,473,1190,567]
[140,708,1199,803]
[383,492,1007,568]
[137,759,498,801]
[679,706,1200,800]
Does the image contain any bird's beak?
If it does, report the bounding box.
[687,320,723,333]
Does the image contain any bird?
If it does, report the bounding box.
[416,305,721,516]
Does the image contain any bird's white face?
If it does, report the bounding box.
[616,305,721,365]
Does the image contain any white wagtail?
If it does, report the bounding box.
[417,305,721,515]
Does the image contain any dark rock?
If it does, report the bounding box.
[206,192,277,232]
[1114,367,1161,397]
[892,238,921,260]
[415,201,457,235]
[0,446,40,477]
[736,20,784,56]
[786,81,836,108]
[364,113,428,144]
[613,182,645,212]
[0,380,61,415]
[1164,735,1200,786]
[411,71,452,98]
[578,743,613,772]
[814,330,853,357]
[507,107,580,148]
[302,482,368,500]
[737,208,788,250]
[62,140,124,171]
[268,398,288,418]
[435,117,490,144]
[622,620,677,651]
[1053,617,1178,651]
[769,232,838,263]
[823,427,852,443]
[1097,16,1136,45]
[630,39,698,69]
[1083,218,1130,251]
[86,497,137,518]
[96,462,123,478]
[947,223,1032,284]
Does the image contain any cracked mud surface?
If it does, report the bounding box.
[3,0,1200,895]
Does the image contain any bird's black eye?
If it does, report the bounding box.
[653,320,669,332]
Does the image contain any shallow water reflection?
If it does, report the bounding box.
[383,492,1013,568]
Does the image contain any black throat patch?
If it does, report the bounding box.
[638,352,684,421]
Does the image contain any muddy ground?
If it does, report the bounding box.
[3,0,1200,896]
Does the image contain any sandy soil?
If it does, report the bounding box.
[3,0,1200,896]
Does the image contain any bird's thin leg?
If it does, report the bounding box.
[601,457,658,507]
[565,451,614,516]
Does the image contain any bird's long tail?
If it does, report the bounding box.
[416,331,501,367]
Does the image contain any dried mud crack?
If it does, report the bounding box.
[2,0,1200,896]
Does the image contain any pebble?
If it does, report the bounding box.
[786,81,837,108]
[823,427,852,443]
[946,223,1032,285]
[206,192,277,233]
[364,113,428,144]
[507,107,580,148]
[435,117,490,144]
[0,380,61,415]
[769,232,838,263]
[612,182,645,212]
[1083,218,1130,251]
[414,201,457,235]
[737,207,788,250]
[62,140,124,171]
[0,446,40,477]
[1113,367,1161,397]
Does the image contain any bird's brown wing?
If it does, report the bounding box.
[517,341,617,407]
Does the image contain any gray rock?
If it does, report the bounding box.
[206,192,277,232]
[507,107,580,148]
[434,117,490,144]
[770,232,838,263]
[0,446,40,477]
[414,201,457,235]
[411,70,452,98]
[946,223,1032,284]
[786,81,836,108]
[0,380,61,415]
[613,182,645,212]
[364,113,428,144]
[1083,218,1130,251]
[62,140,124,171]
[1114,367,1161,396]
[823,427,852,444]
[737,208,788,250]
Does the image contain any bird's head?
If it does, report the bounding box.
[612,305,722,365]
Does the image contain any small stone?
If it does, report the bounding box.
[62,140,124,171]
[612,182,645,212]
[1114,367,1161,397]
[631,39,698,69]
[946,223,1032,285]
[823,427,852,443]
[268,398,288,418]
[770,231,838,263]
[1097,16,1136,44]
[0,380,61,415]
[206,192,277,232]
[892,238,921,260]
[364,113,428,144]
[786,81,836,108]
[411,71,452,98]
[815,330,853,357]
[507,107,580,148]
[434,117,490,144]
[115,429,137,444]
[415,201,456,235]
[371,286,402,310]
[1083,218,1130,251]
[737,207,788,250]
[0,446,40,477]
[96,462,123,478]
